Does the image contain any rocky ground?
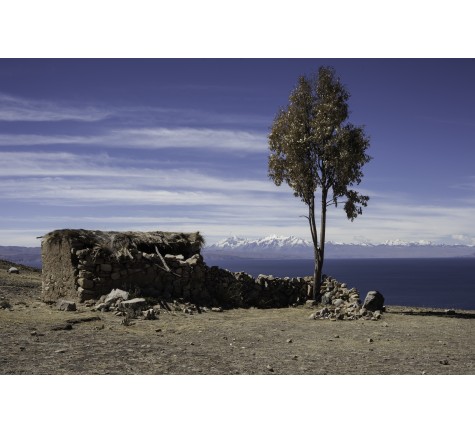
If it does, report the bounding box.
[1,259,474,375]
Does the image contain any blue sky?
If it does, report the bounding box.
[0,59,474,246]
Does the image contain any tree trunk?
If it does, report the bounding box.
[313,248,321,301]
[313,189,328,301]
[307,195,318,299]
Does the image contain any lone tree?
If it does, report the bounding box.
[268,66,371,300]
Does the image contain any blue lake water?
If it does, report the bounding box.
[206,257,475,310]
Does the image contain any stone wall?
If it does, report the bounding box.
[42,238,311,307]
[42,231,370,310]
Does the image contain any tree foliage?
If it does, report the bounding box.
[268,66,371,298]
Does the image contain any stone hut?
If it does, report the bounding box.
[41,229,351,310]
[41,229,205,302]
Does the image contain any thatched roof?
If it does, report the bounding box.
[41,229,205,257]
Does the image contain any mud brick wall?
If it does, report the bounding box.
[42,236,80,302]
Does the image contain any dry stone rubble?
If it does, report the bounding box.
[309,277,384,321]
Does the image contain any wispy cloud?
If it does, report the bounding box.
[0,152,276,192]
[0,91,271,127]
[0,93,111,122]
[0,127,267,152]
[116,106,271,128]
[111,128,267,152]
[0,134,99,146]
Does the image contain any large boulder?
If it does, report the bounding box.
[104,288,129,305]
[363,291,385,311]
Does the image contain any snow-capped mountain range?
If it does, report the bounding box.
[204,235,475,259]
[211,234,312,250]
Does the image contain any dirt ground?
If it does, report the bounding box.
[1,260,473,375]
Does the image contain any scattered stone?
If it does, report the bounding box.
[286,338,293,343]
[51,323,73,331]
[119,298,147,312]
[142,309,156,320]
[308,312,316,320]
[55,349,67,354]
[93,302,108,312]
[363,291,385,312]
[56,300,77,311]
[266,365,274,372]
[445,309,456,315]
[7,267,19,274]
[211,307,223,312]
[306,300,317,307]
[440,359,449,365]
[104,289,129,305]
[292,355,298,360]
[121,315,133,326]
[367,338,374,343]
[155,328,162,332]
[334,335,340,338]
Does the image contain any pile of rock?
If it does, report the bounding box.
[309,277,385,321]
[89,288,158,320]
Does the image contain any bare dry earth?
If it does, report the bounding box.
[1,261,473,375]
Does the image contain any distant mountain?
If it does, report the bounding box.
[206,235,313,259]
[203,235,475,259]
[0,246,42,269]
[2,236,475,268]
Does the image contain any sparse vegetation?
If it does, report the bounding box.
[1,259,474,374]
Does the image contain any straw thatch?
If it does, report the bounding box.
[42,229,205,258]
